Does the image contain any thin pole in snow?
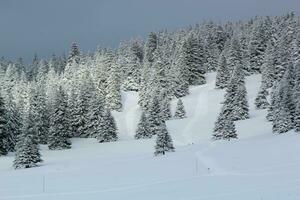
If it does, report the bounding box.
[42,175,46,193]
[195,157,198,175]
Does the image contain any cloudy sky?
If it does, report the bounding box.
[0,0,299,62]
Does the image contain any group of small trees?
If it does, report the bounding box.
[213,37,249,140]
[135,96,186,155]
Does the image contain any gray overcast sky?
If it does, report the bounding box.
[0,0,299,62]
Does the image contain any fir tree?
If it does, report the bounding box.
[147,96,163,137]
[174,99,187,119]
[215,53,229,89]
[154,121,175,156]
[106,59,122,111]
[87,93,105,138]
[295,101,300,132]
[213,106,237,140]
[180,33,206,86]
[68,42,80,64]
[266,82,279,121]
[255,84,269,109]
[135,111,151,139]
[13,116,42,169]
[144,32,158,63]
[28,83,49,144]
[5,93,22,152]
[0,93,8,156]
[294,61,300,132]
[48,86,71,150]
[97,109,118,143]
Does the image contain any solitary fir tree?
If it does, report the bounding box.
[13,116,42,169]
[135,111,151,139]
[174,99,187,119]
[154,121,175,156]
[48,86,71,150]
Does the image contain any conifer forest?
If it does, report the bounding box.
[0,11,300,200]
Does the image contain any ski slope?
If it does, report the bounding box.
[0,73,299,200]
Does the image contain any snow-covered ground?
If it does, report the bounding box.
[0,73,299,200]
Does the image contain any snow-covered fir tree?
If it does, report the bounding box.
[255,83,269,109]
[5,92,22,152]
[13,115,42,169]
[174,99,187,119]
[105,59,122,111]
[48,86,71,150]
[294,61,300,132]
[180,33,206,86]
[147,96,163,137]
[0,93,9,156]
[97,109,118,143]
[134,111,151,139]
[215,53,229,89]
[86,93,105,138]
[213,106,237,140]
[154,120,175,156]
[27,83,49,144]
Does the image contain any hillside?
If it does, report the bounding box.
[0,73,299,200]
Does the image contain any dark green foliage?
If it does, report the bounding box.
[180,34,206,86]
[154,121,175,156]
[0,94,8,156]
[13,116,42,169]
[135,111,151,139]
[48,86,71,150]
[174,99,187,119]
[97,109,118,143]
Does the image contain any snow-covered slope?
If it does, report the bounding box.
[0,73,299,200]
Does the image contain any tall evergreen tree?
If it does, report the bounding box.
[28,83,49,144]
[13,115,42,169]
[106,59,122,111]
[255,84,269,109]
[213,106,237,140]
[174,99,187,119]
[154,121,175,156]
[294,61,300,132]
[68,42,81,64]
[5,93,22,152]
[0,93,8,156]
[48,86,71,150]
[97,109,118,143]
[135,111,151,139]
[86,93,105,138]
[215,53,229,89]
[147,96,163,137]
[180,33,206,85]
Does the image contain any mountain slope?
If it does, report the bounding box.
[0,73,299,200]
